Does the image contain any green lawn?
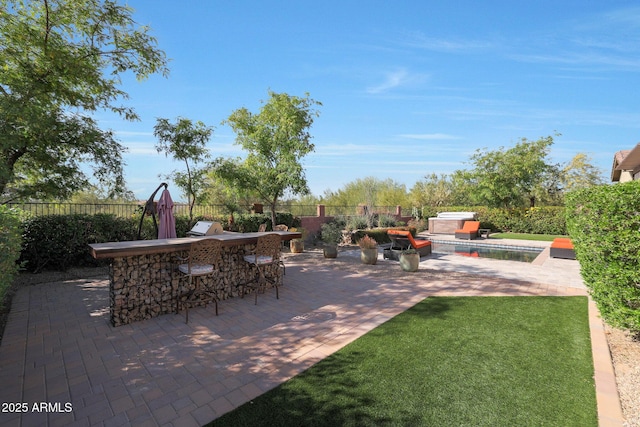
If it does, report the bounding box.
[208,296,597,427]
[489,232,567,241]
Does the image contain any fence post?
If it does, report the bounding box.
[317,204,325,219]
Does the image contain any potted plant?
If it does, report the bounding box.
[289,227,306,253]
[320,222,342,258]
[358,235,378,265]
[399,248,420,272]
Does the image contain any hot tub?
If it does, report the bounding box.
[428,212,476,234]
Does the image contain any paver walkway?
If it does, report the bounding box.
[0,241,624,426]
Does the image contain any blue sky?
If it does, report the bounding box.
[97,1,640,201]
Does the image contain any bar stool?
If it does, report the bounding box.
[239,233,283,305]
[176,239,223,323]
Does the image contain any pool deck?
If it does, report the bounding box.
[0,236,624,426]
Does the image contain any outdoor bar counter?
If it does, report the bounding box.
[89,231,301,326]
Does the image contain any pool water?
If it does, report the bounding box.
[430,242,543,263]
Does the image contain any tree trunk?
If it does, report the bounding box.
[270,199,277,230]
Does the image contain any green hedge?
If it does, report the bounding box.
[421,206,566,235]
[0,206,24,309]
[18,212,302,272]
[20,214,133,272]
[565,181,640,332]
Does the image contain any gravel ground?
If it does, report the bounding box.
[605,325,640,427]
[2,263,639,425]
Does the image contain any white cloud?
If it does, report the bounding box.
[402,31,496,53]
[366,69,428,94]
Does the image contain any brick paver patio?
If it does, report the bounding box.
[0,244,624,426]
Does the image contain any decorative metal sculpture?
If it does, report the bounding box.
[136,182,168,240]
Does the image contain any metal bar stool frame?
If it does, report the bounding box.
[239,233,283,305]
[176,239,223,323]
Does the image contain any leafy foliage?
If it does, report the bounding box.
[413,205,566,234]
[561,153,605,192]
[320,222,343,245]
[0,205,23,309]
[0,0,168,201]
[458,135,556,208]
[229,212,299,233]
[565,181,640,331]
[19,214,136,272]
[323,176,409,209]
[154,117,213,224]
[409,173,454,207]
[409,136,604,209]
[214,91,321,228]
[479,206,567,235]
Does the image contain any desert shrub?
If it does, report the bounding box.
[408,218,428,233]
[346,215,368,231]
[320,222,343,245]
[0,206,24,309]
[565,181,640,332]
[377,214,397,228]
[350,227,416,245]
[357,235,378,249]
[331,215,348,229]
[232,212,299,233]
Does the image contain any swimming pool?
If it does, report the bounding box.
[429,240,543,263]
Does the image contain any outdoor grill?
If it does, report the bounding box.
[186,220,223,237]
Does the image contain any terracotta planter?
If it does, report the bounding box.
[360,248,378,265]
[290,239,304,253]
[323,245,338,258]
[400,253,420,272]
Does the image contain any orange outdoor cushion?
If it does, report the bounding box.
[387,229,431,249]
[551,238,574,249]
[455,221,480,234]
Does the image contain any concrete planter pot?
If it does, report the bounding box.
[290,239,304,253]
[400,253,420,272]
[323,245,338,258]
[360,248,378,265]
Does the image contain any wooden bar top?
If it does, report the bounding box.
[88,231,302,259]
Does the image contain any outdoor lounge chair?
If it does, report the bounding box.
[455,221,480,240]
[386,229,432,257]
[550,238,576,259]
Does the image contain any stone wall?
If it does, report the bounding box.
[427,218,467,234]
[109,243,282,326]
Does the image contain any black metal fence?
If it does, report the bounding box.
[4,202,232,218]
[5,202,412,218]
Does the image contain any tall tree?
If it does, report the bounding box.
[0,0,168,202]
[459,135,556,208]
[409,173,454,207]
[561,153,606,193]
[214,91,321,228]
[154,117,213,224]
